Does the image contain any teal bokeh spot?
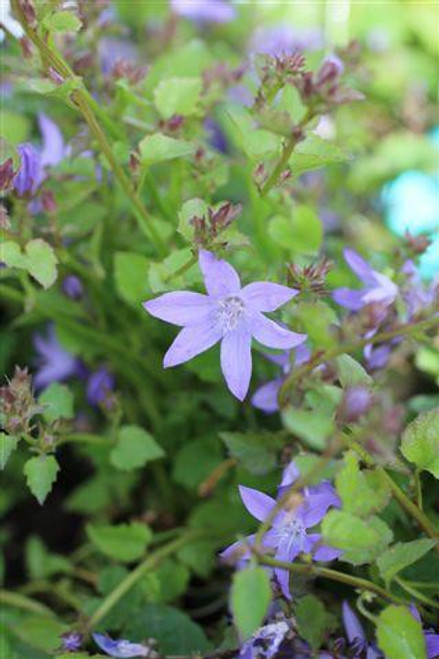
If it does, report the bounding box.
[418,234,439,280]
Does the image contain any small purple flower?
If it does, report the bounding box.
[171,0,235,23]
[410,606,439,659]
[204,117,228,153]
[401,260,438,319]
[252,345,311,414]
[60,631,83,652]
[143,250,306,401]
[13,114,65,198]
[338,386,373,423]
[13,144,42,196]
[239,621,290,659]
[33,325,81,390]
[333,249,398,311]
[93,633,149,658]
[342,601,382,658]
[86,367,115,407]
[221,462,341,599]
[62,275,84,300]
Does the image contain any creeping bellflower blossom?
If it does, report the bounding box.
[252,344,311,414]
[401,260,438,319]
[62,275,84,300]
[13,144,41,196]
[221,462,341,599]
[60,631,83,652]
[342,601,383,658]
[250,25,323,57]
[33,325,81,390]
[93,633,149,658]
[143,250,306,401]
[239,621,290,659]
[171,0,235,24]
[86,367,115,407]
[333,249,398,311]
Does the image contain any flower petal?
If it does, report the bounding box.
[93,633,148,658]
[241,282,298,312]
[251,378,282,413]
[332,287,365,311]
[250,312,307,350]
[143,291,214,326]
[38,114,65,168]
[361,273,398,307]
[344,248,376,285]
[342,601,366,645]
[426,633,439,659]
[198,249,241,296]
[164,323,221,368]
[298,481,341,528]
[238,485,276,522]
[219,534,255,564]
[220,328,252,400]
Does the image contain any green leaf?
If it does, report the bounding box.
[154,77,202,118]
[123,603,211,654]
[173,438,222,490]
[177,198,208,241]
[39,383,74,423]
[26,536,71,580]
[13,616,67,652]
[42,10,82,32]
[113,251,150,305]
[322,510,393,565]
[219,431,282,475]
[110,425,164,471]
[0,433,18,469]
[231,567,271,640]
[400,408,439,478]
[142,559,190,603]
[335,354,373,387]
[376,605,427,659]
[2,239,58,289]
[86,522,152,562]
[139,133,194,164]
[289,134,350,178]
[268,206,323,255]
[336,452,390,517]
[23,456,60,505]
[281,407,334,450]
[377,539,437,586]
[294,301,338,349]
[296,595,333,650]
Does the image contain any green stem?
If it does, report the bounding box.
[12,1,166,256]
[394,577,439,610]
[259,557,400,603]
[379,469,439,549]
[87,532,201,630]
[0,590,54,617]
[260,109,314,196]
[280,316,439,405]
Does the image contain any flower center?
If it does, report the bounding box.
[217,295,245,332]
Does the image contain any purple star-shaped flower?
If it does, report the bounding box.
[93,633,149,658]
[60,631,83,652]
[221,462,341,599]
[171,0,235,23]
[252,345,311,414]
[33,325,81,390]
[333,249,398,311]
[143,250,306,401]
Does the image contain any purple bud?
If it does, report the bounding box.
[62,275,84,301]
[13,143,41,196]
[86,367,115,407]
[339,386,373,423]
[317,54,345,86]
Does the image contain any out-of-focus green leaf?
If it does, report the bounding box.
[42,10,82,32]
[336,452,390,516]
[110,425,164,471]
[113,251,150,305]
[269,206,323,255]
[0,433,18,470]
[39,383,74,422]
[154,77,202,119]
[86,522,152,562]
[220,431,282,475]
[322,510,393,564]
[139,134,194,164]
[377,539,437,586]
